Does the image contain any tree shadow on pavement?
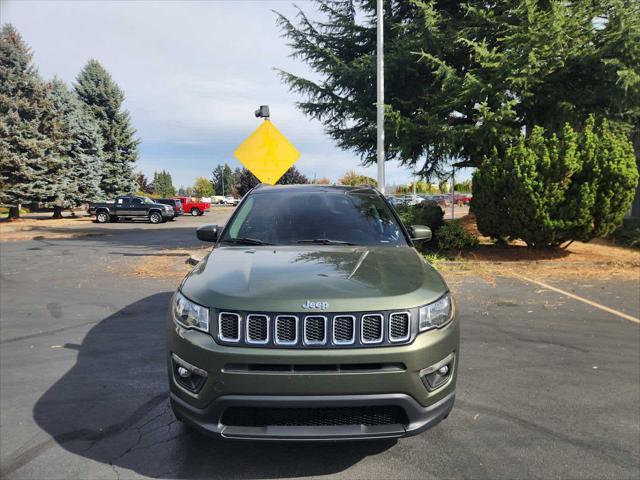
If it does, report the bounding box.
[23,293,394,479]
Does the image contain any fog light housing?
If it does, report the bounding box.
[172,353,207,394]
[420,353,454,391]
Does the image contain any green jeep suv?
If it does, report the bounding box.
[167,184,458,440]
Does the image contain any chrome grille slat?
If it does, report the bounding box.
[246,314,269,344]
[275,315,298,345]
[361,314,384,344]
[389,312,410,342]
[304,316,327,345]
[333,315,355,345]
[218,312,241,342]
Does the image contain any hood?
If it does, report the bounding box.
[181,245,448,312]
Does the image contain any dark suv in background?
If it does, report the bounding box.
[157,198,184,220]
[167,184,458,440]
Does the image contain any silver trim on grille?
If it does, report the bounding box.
[274,315,298,345]
[303,315,327,345]
[332,315,356,345]
[361,313,384,344]
[246,314,270,344]
[388,311,411,342]
[218,312,241,342]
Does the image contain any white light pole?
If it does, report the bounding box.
[376,0,385,194]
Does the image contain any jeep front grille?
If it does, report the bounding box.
[246,314,269,344]
[304,316,326,345]
[389,312,410,342]
[219,312,241,342]
[361,314,383,344]
[333,315,355,345]
[275,315,298,345]
[214,310,414,348]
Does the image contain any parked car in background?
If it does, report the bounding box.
[452,193,472,205]
[212,195,226,204]
[157,198,184,220]
[88,195,173,224]
[174,196,211,216]
[223,196,239,206]
[388,195,424,207]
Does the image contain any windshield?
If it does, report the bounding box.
[220,190,407,246]
[143,197,154,204]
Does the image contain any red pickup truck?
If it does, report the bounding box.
[173,197,210,216]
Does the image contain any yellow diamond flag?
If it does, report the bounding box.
[234,120,300,184]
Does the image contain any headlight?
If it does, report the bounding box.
[419,293,453,331]
[173,292,209,332]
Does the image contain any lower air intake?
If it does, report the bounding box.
[221,406,409,427]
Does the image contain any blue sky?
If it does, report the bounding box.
[3,0,469,189]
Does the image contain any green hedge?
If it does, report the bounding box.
[436,220,479,250]
[473,116,638,247]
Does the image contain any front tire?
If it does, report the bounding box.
[96,211,110,223]
[191,208,201,216]
[149,211,163,224]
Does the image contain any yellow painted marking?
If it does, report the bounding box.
[512,273,640,324]
[234,120,300,184]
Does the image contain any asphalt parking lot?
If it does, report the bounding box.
[1,211,639,479]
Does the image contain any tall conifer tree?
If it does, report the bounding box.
[0,24,60,218]
[47,78,103,216]
[74,59,139,197]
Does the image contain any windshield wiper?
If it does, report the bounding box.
[292,238,358,245]
[222,237,272,246]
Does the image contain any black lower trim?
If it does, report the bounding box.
[170,392,454,441]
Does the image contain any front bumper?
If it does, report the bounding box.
[166,313,459,440]
[171,391,454,441]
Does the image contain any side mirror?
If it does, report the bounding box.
[410,225,432,242]
[196,224,218,242]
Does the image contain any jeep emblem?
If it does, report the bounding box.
[302,300,329,310]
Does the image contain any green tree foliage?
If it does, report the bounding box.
[396,202,444,233]
[152,170,175,197]
[211,164,236,196]
[47,78,103,216]
[277,1,640,178]
[454,180,472,193]
[136,172,152,194]
[75,59,139,197]
[0,25,58,218]
[193,176,214,198]
[338,170,377,187]
[473,117,638,247]
[236,166,309,197]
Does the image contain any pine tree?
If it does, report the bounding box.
[0,24,59,218]
[74,59,139,197]
[151,170,175,197]
[135,172,152,194]
[277,1,640,182]
[47,78,103,217]
[211,164,235,196]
